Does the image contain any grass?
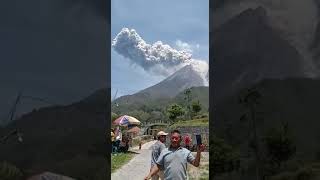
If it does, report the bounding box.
[188,153,209,180]
[170,118,209,128]
[111,153,134,173]
[199,172,209,180]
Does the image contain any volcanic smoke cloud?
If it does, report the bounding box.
[112,28,208,82]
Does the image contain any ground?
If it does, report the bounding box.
[111,140,156,180]
[111,153,134,173]
[111,140,209,180]
[188,152,209,180]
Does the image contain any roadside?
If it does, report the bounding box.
[111,140,156,180]
[188,152,209,180]
[111,153,135,173]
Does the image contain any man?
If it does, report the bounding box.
[145,130,205,180]
[114,135,121,152]
[119,134,129,152]
[150,131,168,180]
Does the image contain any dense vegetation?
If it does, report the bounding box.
[212,78,320,179]
[111,87,209,124]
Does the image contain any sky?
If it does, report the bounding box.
[111,0,209,98]
[0,0,107,124]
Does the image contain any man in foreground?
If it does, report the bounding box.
[144,130,205,180]
[150,131,168,180]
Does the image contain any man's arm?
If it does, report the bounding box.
[146,147,166,180]
[191,144,205,167]
[191,151,201,167]
[144,164,160,180]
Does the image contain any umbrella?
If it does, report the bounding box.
[113,115,141,126]
[127,126,140,134]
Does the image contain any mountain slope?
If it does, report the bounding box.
[139,64,207,98]
[0,90,108,179]
[112,64,208,114]
[172,86,209,111]
[213,78,320,160]
[212,7,305,103]
[111,86,209,119]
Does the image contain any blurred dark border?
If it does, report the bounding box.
[0,0,111,179]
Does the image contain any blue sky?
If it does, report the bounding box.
[111,0,208,98]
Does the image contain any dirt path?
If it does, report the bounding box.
[111,140,156,180]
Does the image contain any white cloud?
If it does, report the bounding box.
[175,40,200,53]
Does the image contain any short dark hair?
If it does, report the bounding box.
[171,129,181,138]
[171,129,181,134]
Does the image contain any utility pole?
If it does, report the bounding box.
[8,92,22,124]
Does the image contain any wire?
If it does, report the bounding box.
[21,95,58,105]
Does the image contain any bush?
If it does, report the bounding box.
[296,167,314,180]
[270,166,314,180]
[0,162,23,180]
[271,172,295,180]
[210,135,240,177]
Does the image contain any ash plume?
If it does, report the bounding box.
[112,28,208,80]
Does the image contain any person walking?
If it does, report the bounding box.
[149,131,168,180]
[144,129,205,180]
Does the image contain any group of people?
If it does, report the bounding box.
[111,128,132,153]
[145,129,205,180]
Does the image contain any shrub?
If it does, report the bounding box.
[0,161,23,180]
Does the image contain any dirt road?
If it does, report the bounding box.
[111,140,156,180]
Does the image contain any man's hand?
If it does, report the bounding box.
[144,164,160,179]
[197,144,205,152]
[191,144,206,167]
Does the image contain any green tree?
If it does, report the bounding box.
[192,100,202,117]
[111,112,118,121]
[210,135,240,177]
[167,104,185,122]
[140,111,151,122]
[263,122,296,175]
[127,110,150,123]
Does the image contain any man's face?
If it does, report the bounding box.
[159,135,166,143]
[170,132,181,148]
